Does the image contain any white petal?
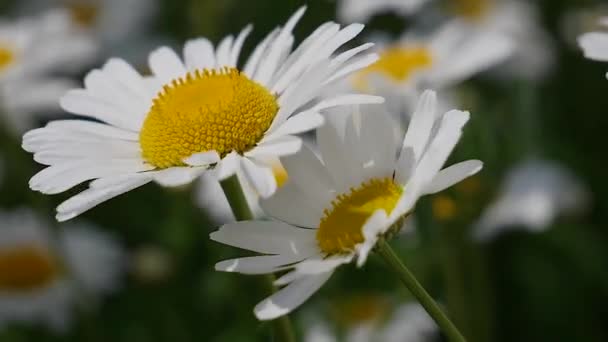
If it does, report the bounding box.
[274,255,352,286]
[358,210,391,267]
[214,152,240,180]
[183,151,220,166]
[311,94,384,112]
[317,121,361,192]
[152,167,206,187]
[210,221,317,256]
[241,157,277,198]
[215,254,309,275]
[260,182,326,229]
[215,35,234,67]
[243,28,280,78]
[60,90,141,131]
[264,111,325,140]
[423,160,483,195]
[254,271,332,320]
[56,175,152,221]
[230,25,253,66]
[148,46,186,84]
[183,38,216,70]
[401,90,437,163]
[395,146,415,185]
[578,32,608,62]
[246,135,303,159]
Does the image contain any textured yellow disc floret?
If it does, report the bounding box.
[316,178,403,255]
[352,46,433,90]
[449,0,491,20]
[66,2,99,27]
[0,245,60,291]
[0,46,15,72]
[140,68,279,169]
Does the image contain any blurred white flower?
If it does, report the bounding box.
[22,7,382,221]
[578,17,608,77]
[561,5,608,49]
[473,160,589,241]
[341,20,513,120]
[18,0,159,65]
[0,10,97,134]
[0,208,124,332]
[212,91,481,320]
[303,303,436,342]
[336,0,430,23]
[445,0,555,81]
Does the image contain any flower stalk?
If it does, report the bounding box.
[220,174,296,342]
[376,238,467,342]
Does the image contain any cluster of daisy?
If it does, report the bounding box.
[0,0,599,338]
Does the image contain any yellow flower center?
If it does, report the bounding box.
[66,2,99,27]
[140,68,279,169]
[0,45,15,72]
[448,0,491,21]
[432,195,457,222]
[0,245,61,291]
[316,178,403,255]
[352,46,433,90]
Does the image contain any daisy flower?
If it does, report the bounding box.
[578,17,608,75]
[211,90,483,320]
[345,20,513,120]
[336,0,430,23]
[0,208,124,332]
[473,160,589,241]
[305,302,436,342]
[443,0,555,81]
[0,10,97,134]
[23,6,383,222]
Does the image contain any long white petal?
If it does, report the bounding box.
[423,160,483,195]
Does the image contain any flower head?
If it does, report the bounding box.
[211,90,482,320]
[0,208,124,332]
[578,17,608,78]
[23,7,383,221]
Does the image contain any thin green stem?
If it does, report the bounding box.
[376,238,467,342]
[220,175,296,342]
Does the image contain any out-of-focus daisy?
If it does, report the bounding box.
[23,7,383,221]
[336,0,430,23]
[473,160,589,241]
[561,5,608,49]
[347,20,513,120]
[578,17,608,75]
[0,10,97,134]
[0,208,124,332]
[443,0,555,81]
[18,0,158,64]
[211,90,482,320]
[194,158,288,223]
[304,301,436,342]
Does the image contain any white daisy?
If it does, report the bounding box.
[0,10,97,134]
[23,6,383,222]
[211,90,482,320]
[305,303,436,342]
[336,0,430,23]
[473,160,589,241]
[344,20,513,120]
[444,0,555,81]
[0,208,124,332]
[578,17,608,76]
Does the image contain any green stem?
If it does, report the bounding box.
[376,239,467,342]
[220,175,296,342]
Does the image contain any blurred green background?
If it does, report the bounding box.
[0,0,607,341]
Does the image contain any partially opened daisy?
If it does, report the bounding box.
[346,20,513,118]
[336,0,430,23]
[0,10,97,134]
[0,208,124,332]
[578,17,608,75]
[23,6,383,221]
[211,90,483,320]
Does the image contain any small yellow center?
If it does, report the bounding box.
[140,68,279,169]
[271,160,289,188]
[66,2,99,27]
[316,178,403,255]
[0,245,60,291]
[432,195,457,222]
[353,46,433,90]
[448,0,491,21]
[0,46,15,72]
